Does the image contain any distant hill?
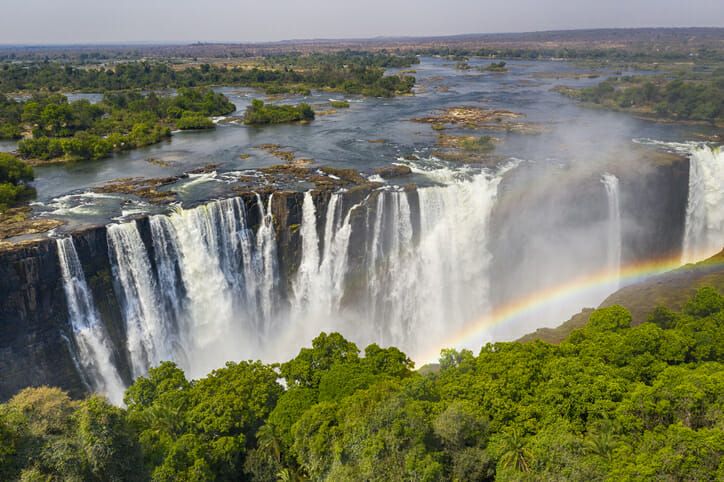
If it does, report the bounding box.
[2,27,723,61]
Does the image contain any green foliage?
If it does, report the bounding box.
[175,112,215,130]
[0,152,34,184]
[2,286,724,480]
[122,360,283,480]
[0,152,34,208]
[330,100,350,108]
[10,88,229,162]
[683,286,724,318]
[0,387,145,481]
[75,396,145,480]
[243,99,314,125]
[267,387,318,457]
[280,332,360,388]
[0,52,418,97]
[481,61,508,72]
[647,305,681,329]
[459,135,495,152]
[124,361,190,410]
[571,74,724,122]
[586,304,632,332]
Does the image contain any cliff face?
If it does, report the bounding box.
[619,159,689,263]
[487,158,690,309]
[0,239,81,400]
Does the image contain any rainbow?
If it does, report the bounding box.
[413,253,724,365]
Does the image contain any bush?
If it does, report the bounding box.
[175,111,214,130]
[460,135,495,151]
[243,99,314,125]
[0,152,34,184]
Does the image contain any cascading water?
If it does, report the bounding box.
[285,164,512,353]
[107,222,179,378]
[291,193,358,322]
[601,173,621,287]
[683,146,724,264]
[58,161,544,396]
[146,195,278,378]
[57,237,126,404]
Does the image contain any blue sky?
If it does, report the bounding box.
[1,0,723,44]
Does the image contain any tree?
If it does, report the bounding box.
[280,332,360,388]
[683,286,724,318]
[124,361,190,411]
[586,305,632,332]
[0,152,34,208]
[497,427,533,472]
[0,152,34,193]
[75,396,145,481]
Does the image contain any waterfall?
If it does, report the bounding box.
[292,191,321,307]
[66,165,512,396]
[601,173,621,286]
[256,194,280,330]
[291,193,358,321]
[57,237,126,404]
[287,165,507,352]
[107,222,177,378]
[147,195,279,378]
[683,146,724,264]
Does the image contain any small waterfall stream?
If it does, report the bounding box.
[601,173,621,287]
[57,237,126,404]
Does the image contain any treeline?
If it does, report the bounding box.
[570,73,724,122]
[259,50,420,69]
[243,99,314,125]
[0,52,417,97]
[4,88,235,161]
[0,152,34,208]
[1,287,723,480]
[417,46,724,63]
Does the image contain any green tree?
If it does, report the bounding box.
[683,286,724,318]
[586,305,632,332]
[280,332,360,388]
[496,427,533,472]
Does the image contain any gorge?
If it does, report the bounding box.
[2,143,721,403]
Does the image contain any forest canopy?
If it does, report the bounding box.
[1,286,723,480]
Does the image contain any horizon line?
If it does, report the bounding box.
[2,26,724,49]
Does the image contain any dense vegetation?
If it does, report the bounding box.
[0,152,34,208]
[559,71,724,123]
[1,286,723,480]
[0,52,417,98]
[418,45,724,63]
[243,99,314,125]
[4,88,234,161]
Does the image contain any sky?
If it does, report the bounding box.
[1,0,723,45]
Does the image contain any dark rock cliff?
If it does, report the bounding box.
[0,239,82,400]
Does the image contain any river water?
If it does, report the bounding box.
[8,57,706,226]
